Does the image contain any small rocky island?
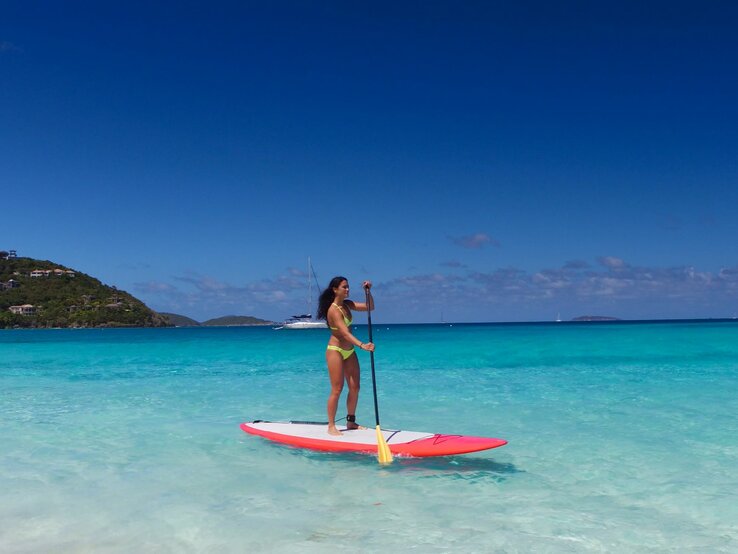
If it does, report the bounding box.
[159,313,273,327]
[571,315,621,322]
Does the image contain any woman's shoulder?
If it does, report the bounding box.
[344,300,356,310]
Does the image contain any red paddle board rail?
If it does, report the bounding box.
[240,421,507,458]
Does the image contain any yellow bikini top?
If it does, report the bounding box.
[329,302,352,330]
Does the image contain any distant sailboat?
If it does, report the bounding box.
[274,257,327,330]
[556,312,562,322]
[441,311,452,327]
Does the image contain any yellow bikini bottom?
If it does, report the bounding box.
[327,345,355,360]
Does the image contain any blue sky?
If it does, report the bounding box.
[2,2,738,323]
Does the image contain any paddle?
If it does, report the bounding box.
[365,285,393,465]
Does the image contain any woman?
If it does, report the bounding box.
[317,276,375,436]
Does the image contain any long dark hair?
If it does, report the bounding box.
[317,276,347,320]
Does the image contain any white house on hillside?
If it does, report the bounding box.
[30,269,75,278]
[9,304,36,315]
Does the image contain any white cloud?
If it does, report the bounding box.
[379,258,738,316]
[0,41,21,53]
[133,259,738,322]
[564,260,589,270]
[440,260,466,268]
[449,232,499,249]
[135,281,177,293]
[133,270,308,320]
[598,256,626,269]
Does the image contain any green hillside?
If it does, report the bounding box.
[201,315,273,326]
[158,312,273,327]
[0,257,169,329]
[159,313,201,327]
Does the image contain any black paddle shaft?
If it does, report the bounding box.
[365,286,381,427]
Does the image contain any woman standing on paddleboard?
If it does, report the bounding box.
[317,277,375,436]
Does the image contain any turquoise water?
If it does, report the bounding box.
[1,322,737,552]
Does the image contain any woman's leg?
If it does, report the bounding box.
[326,350,345,435]
[343,353,362,429]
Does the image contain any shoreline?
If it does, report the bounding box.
[2,317,736,332]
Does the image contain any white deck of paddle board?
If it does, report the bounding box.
[247,422,434,445]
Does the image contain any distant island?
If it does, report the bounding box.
[571,315,621,322]
[160,313,274,327]
[160,313,200,327]
[0,254,168,329]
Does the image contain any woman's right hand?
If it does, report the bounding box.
[361,342,375,352]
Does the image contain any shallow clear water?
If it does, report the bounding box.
[1,322,737,552]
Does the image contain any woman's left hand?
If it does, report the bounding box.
[363,280,372,290]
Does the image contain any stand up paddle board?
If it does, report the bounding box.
[241,421,507,457]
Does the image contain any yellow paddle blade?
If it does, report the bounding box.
[375,425,394,465]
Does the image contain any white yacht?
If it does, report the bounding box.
[278,314,327,330]
[275,257,327,330]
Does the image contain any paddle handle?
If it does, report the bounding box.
[365,286,380,427]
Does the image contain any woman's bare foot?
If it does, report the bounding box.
[327,425,342,436]
[346,422,367,430]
